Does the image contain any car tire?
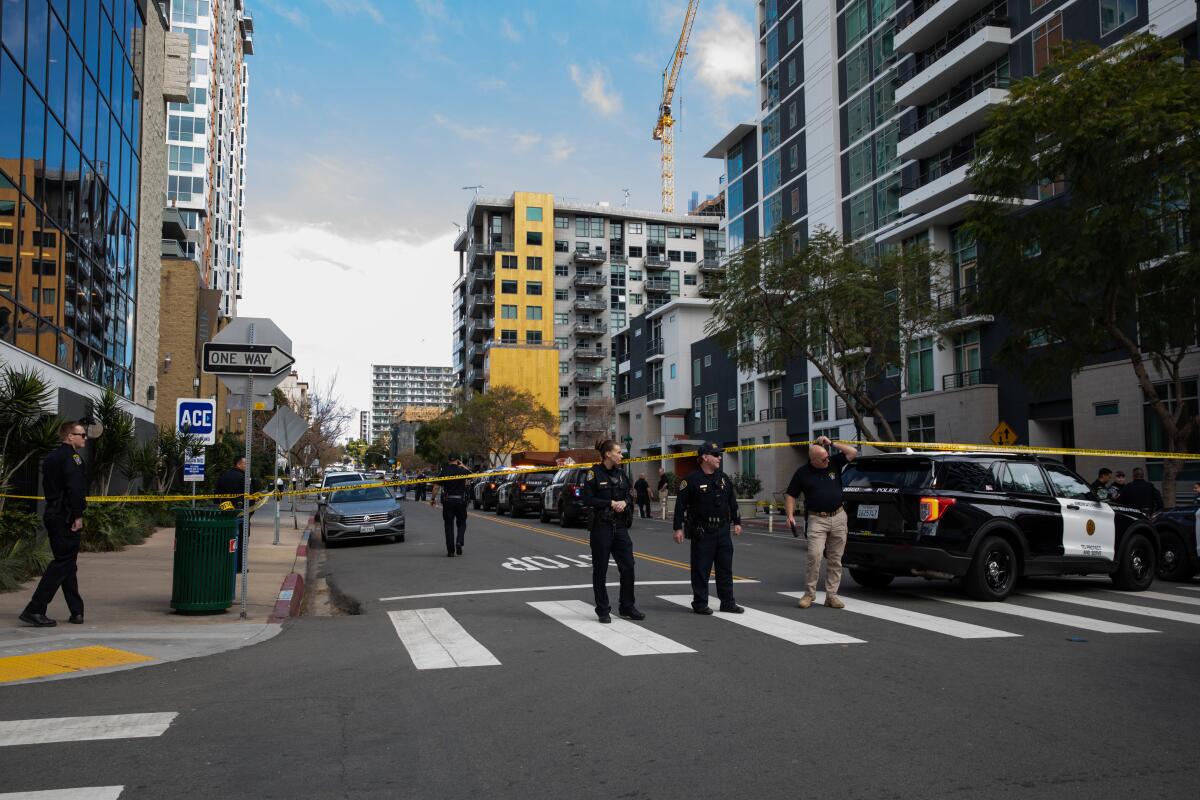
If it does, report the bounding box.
[1155,531,1192,582]
[539,506,549,523]
[558,505,569,528]
[1111,531,1156,591]
[965,535,1018,601]
[473,497,481,510]
[497,500,506,515]
[849,569,895,590]
[511,504,523,519]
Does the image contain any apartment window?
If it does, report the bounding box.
[791,188,801,215]
[554,313,570,325]
[555,289,569,300]
[629,269,643,281]
[629,293,642,304]
[741,439,757,478]
[907,336,935,394]
[555,215,569,229]
[667,226,681,239]
[789,144,800,173]
[668,250,682,262]
[527,306,543,320]
[555,263,569,276]
[502,255,518,269]
[812,376,828,422]
[684,274,698,286]
[740,382,756,423]
[849,191,873,239]
[787,60,797,88]
[1033,13,1063,74]
[793,381,807,397]
[526,206,543,221]
[501,330,518,344]
[848,140,873,192]
[629,223,643,234]
[576,217,604,238]
[845,42,870,94]
[1094,401,1120,416]
[560,386,570,398]
[670,363,677,379]
[555,240,569,253]
[814,426,841,442]
[954,330,981,377]
[556,336,570,349]
[501,304,518,319]
[844,0,869,48]
[501,280,518,294]
[526,330,543,344]
[847,93,871,144]
[559,409,569,421]
[875,123,899,175]
[704,393,719,432]
[683,252,698,263]
[527,256,543,270]
[526,281,543,295]
[907,414,936,443]
[874,81,896,127]
[527,231,543,246]
[1038,177,1067,201]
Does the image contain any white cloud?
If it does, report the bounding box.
[548,138,575,162]
[568,64,623,116]
[240,224,458,418]
[413,0,448,21]
[269,86,304,107]
[432,112,492,143]
[690,4,755,99]
[260,0,308,29]
[513,132,542,149]
[321,0,383,23]
[499,17,521,42]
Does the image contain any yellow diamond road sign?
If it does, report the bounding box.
[990,421,1018,447]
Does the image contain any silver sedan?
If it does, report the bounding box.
[320,483,406,545]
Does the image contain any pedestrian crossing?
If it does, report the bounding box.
[384,586,1200,670]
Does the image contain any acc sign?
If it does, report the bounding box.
[177,398,217,445]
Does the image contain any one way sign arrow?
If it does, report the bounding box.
[202,343,295,376]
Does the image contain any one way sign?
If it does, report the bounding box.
[202,343,295,376]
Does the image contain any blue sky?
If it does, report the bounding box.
[237,0,757,418]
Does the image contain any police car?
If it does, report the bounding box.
[841,452,1159,600]
[1152,502,1200,581]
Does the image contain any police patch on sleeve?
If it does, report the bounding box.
[585,470,593,481]
[679,480,686,489]
[72,454,82,465]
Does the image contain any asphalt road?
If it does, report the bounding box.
[2,499,1198,799]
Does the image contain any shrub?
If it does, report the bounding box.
[80,503,158,553]
[732,472,763,499]
[0,509,50,592]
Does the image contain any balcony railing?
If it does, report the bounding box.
[942,368,994,390]
[646,338,664,358]
[699,279,723,299]
[698,259,726,274]
[572,249,607,265]
[575,347,606,361]
[574,297,607,312]
[473,292,495,307]
[573,396,609,408]
[467,241,513,263]
[647,382,665,401]
[617,390,631,402]
[759,407,786,421]
[901,75,1011,138]
[916,148,976,189]
[573,420,607,432]
[575,369,607,384]
[645,277,672,294]
[913,15,1011,75]
[574,322,607,336]
[609,253,627,266]
[936,282,982,317]
[574,273,607,288]
[644,254,670,270]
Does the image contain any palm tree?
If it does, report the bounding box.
[89,388,137,495]
[0,363,61,513]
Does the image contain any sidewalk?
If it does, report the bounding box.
[0,502,312,686]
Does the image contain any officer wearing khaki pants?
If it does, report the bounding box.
[784,436,857,609]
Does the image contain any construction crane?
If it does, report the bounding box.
[653,0,699,214]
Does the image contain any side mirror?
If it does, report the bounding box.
[1096,488,1110,501]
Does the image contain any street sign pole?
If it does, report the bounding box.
[240,323,255,620]
[273,444,281,545]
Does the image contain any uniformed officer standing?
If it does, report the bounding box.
[580,439,643,623]
[672,442,744,615]
[20,422,89,627]
[217,456,256,574]
[431,454,472,557]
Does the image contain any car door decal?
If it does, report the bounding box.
[1056,498,1116,561]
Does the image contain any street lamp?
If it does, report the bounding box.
[621,434,632,456]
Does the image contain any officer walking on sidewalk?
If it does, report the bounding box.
[20,422,89,627]
[431,454,471,557]
[672,442,743,615]
[785,435,857,609]
[580,439,643,623]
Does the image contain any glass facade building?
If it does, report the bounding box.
[0,0,145,398]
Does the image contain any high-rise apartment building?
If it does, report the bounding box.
[451,192,724,453]
[697,0,1199,496]
[370,364,454,443]
[359,410,369,441]
[164,0,252,319]
[1,0,173,435]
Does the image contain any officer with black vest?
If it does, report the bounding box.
[431,454,472,557]
[672,442,743,615]
[580,439,643,623]
[20,421,89,627]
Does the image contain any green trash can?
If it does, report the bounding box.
[171,507,241,613]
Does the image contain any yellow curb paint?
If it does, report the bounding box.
[0,646,154,683]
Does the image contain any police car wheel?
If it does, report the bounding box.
[496,500,506,515]
[473,498,481,509]
[965,535,1017,601]
[539,507,550,523]
[1111,532,1156,591]
[1155,532,1192,582]
[558,505,570,527]
[849,569,894,590]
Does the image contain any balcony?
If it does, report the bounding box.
[645,338,665,360]
[898,85,1009,161]
[895,0,997,53]
[572,249,607,266]
[942,368,994,390]
[698,259,725,274]
[574,321,607,337]
[574,273,606,289]
[699,278,723,299]
[900,160,972,216]
[573,420,607,433]
[936,282,994,332]
[759,407,786,421]
[645,277,672,294]
[609,252,627,266]
[467,241,514,263]
[574,368,607,385]
[644,254,670,271]
[575,347,607,361]
[574,297,607,312]
[467,268,495,295]
[895,21,1012,108]
[647,382,665,402]
[469,316,494,341]
[574,396,609,409]
[468,292,495,317]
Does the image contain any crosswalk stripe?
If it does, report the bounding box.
[529,600,695,656]
[1178,586,1200,592]
[657,596,864,646]
[778,592,1019,639]
[1022,591,1200,625]
[0,714,177,747]
[0,788,124,799]
[1102,589,1200,608]
[388,608,501,669]
[921,595,1157,633]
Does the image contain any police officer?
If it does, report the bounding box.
[672,442,743,615]
[217,456,255,574]
[580,439,643,623]
[431,454,471,557]
[20,421,89,627]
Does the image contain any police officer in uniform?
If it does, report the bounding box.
[672,442,744,615]
[580,439,643,623]
[431,454,472,557]
[217,456,255,574]
[20,422,89,627]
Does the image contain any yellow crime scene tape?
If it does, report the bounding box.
[0,438,1195,505]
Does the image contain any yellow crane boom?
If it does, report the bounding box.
[652,0,699,214]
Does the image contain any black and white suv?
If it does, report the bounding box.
[841,453,1159,600]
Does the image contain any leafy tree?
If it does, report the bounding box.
[363,440,390,470]
[439,386,558,467]
[414,416,451,466]
[0,363,60,512]
[968,34,1200,503]
[128,427,199,494]
[708,223,949,442]
[89,387,137,495]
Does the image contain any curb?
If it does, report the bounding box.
[268,573,305,624]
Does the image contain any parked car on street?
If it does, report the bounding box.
[319,482,405,545]
[1152,503,1200,581]
[317,471,366,518]
[539,466,634,528]
[496,470,556,517]
[472,469,507,510]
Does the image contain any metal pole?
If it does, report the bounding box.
[273,445,280,545]
[191,481,195,508]
[290,451,298,530]
[240,323,255,620]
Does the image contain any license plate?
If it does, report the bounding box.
[856,505,879,520]
[360,524,376,533]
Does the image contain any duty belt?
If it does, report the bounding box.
[811,506,843,518]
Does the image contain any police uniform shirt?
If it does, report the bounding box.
[43,443,87,524]
[785,452,849,513]
[437,464,471,499]
[580,464,630,517]
[672,469,740,530]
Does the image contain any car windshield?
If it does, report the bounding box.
[332,486,392,503]
[326,474,362,486]
[842,459,933,490]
